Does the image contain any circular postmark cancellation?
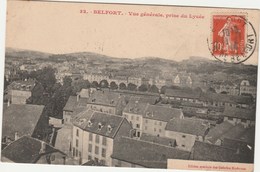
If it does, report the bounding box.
[207,14,257,64]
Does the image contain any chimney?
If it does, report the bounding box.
[39,141,46,154]
[14,132,19,140]
[77,94,80,102]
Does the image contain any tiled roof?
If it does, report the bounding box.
[1,136,65,163]
[63,96,88,112]
[87,91,125,107]
[192,141,253,163]
[140,133,176,147]
[200,93,253,105]
[2,104,44,140]
[165,89,201,99]
[72,110,127,138]
[63,96,77,112]
[165,118,209,136]
[123,98,148,115]
[128,96,158,105]
[111,136,190,168]
[206,122,255,145]
[223,107,255,120]
[7,80,35,91]
[206,121,234,144]
[143,105,183,122]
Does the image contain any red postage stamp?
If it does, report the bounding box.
[212,15,246,56]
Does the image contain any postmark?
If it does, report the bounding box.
[207,14,257,64]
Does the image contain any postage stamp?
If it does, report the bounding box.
[208,14,257,64]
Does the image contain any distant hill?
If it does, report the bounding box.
[6,47,51,59]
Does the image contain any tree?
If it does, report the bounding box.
[194,87,203,93]
[91,81,99,88]
[138,84,148,92]
[31,82,45,105]
[207,87,216,93]
[110,81,118,90]
[149,85,159,93]
[36,67,56,92]
[63,76,72,88]
[160,86,167,94]
[100,80,109,88]
[127,83,137,91]
[119,83,127,90]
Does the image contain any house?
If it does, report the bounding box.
[239,80,257,98]
[87,90,127,116]
[165,88,202,104]
[122,97,148,137]
[191,141,254,163]
[200,92,253,108]
[142,105,184,137]
[71,110,132,166]
[2,103,45,146]
[1,136,66,165]
[222,107,255,127]
[63,95,88,125]
[165,118,210,151]
[83,73,110,83]
[173,74,193,87]
[111,136,190,168]
[215,81,240,95]
[7,79,36,104]
[127,77,142,87]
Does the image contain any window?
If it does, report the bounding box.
[96,135,100,143]
[131,116,134,120]
[79,151,81,158]
[159,129,162,133]
[145,119,148,123]
[95,146,99,154]
[136,116,139,121]
[88,144,92,153]
[76,139,79,147]
[73,147,75,156]
[76,129,79,137]
[241,119,247,123]
[154,128,157,132]
[182,144,185,147]
[76,149,78,157]
[155,121,157,125]
[102,148,106,157]
[94,157,98,162]
[89,133,93,141]
[159,122,162,126]
[100,160,106,165]
[136,124,140,128]
[102,137,107,146]
[145,126,147,130]
[88,155,92,160]
[182,135,186,138]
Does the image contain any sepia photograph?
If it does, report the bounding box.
[0,1,259,171]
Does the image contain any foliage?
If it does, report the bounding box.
[127,83,137,91]
[110,81,118,90]
[119,83,127,90]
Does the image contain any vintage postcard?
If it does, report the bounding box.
[1,0,259,172]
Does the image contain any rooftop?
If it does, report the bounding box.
[7,79,35,91]
[72,110,127,138]
[111,136,190,168]
[193,141,253,163]
[2,104,45,140]
[223,107,255,120]
[165,88,201,99]
[165,118,210,136]
[140,133,177,147]
[200,93,253,105]
[143,104,183,122]
[63,96,88,112]
[87,91,125,107]
[1,136,65,163]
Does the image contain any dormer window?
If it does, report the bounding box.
[98,122,103,130]
[110,100,114,104]
[107,125,113,133]
[87,120,93,127]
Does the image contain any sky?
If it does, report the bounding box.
[5,1,259,65]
